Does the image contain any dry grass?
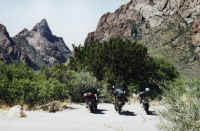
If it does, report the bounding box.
[128,95,139,104]
[0,104,10,110]
[159,80,200,131]
[129,95,161,107]
[151,100,161,106]
[0,99,71,112]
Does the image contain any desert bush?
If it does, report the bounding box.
[0,63,70,107]
[41,64,102,102]
[0,61,104,107]
[0,63,36,105]
[159,79,200,131]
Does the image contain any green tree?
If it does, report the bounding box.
[70,38,151,83]
[69,38,179,98]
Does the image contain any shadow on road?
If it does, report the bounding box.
[120,111,136,116]
[147,111,157,116]
[94,109,107,114]
[65,106,79,110]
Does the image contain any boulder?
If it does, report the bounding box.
[7,105,26,118]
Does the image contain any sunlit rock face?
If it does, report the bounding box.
[85,0,200,79]
[14,19,72,68]
[85,0,200,43]
[0,19,72,69]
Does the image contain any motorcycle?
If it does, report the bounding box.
[141,98,150,115]
[83,92,97,113]
[114,95,125,114]
[138,88,151,115]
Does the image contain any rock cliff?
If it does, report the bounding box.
[85,0,200,79]
[0,24,19,63]
[0,19,71,69]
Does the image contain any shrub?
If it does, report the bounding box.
[0,63,36,105]
[150,56,179,86]
[0,63,70,107]
[41,64,102,102]
[159,79,200,131]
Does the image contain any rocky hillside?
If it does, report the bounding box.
[0,24,19,63]
[85,0,200,79]
[0,19,71,69]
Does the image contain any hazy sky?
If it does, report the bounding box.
[0,0,129,49]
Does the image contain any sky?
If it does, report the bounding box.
[0,0,129,50]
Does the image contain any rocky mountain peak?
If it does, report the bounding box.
[0,24,14,47]
[0,24,17,63]
[0,24,7,32]
[0,19,71,69]
[32,19,53,39]
[14,19,71,69]
[0,24,10,38]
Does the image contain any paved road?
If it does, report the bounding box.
[0,103,161,131]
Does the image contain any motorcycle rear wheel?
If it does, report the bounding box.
[143,103,149,114]
[89,104,97,113]
[118,106,121,114]
[114,102,122,114]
